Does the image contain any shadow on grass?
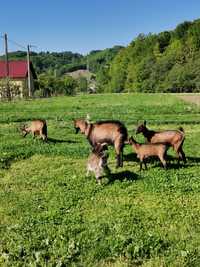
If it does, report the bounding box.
[0,153,34,170]
[124,153,200,170]
[124,152,138,162]
[165,155,200,169]
[187,156,200,164]
[47,137,77,144]
[107,170,139,184]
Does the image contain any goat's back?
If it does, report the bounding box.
[136,143,168,157]
[30,120,46,132]
[91,121,128,144]
[150,130,184,145]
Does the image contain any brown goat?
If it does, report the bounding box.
[20,119,47,141]
[136,121,186,164]
[87,143,110,184]
[129,136,169,170]
[74,119,128,168]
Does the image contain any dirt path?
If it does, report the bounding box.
[177,94,200,106]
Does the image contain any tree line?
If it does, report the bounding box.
[2,18,200,95]
[0,47,122,96]
[104,19,200,93]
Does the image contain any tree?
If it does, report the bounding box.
[76,77,88,93]
[37,74,77,97]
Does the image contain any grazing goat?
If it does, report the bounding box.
[87,143,110,184]
[20,119,47,141]
[74,119,128,168]
[136,121,186,164]
[129,136,169,170]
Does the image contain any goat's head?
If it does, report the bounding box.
[74,119,88,134]
[136,120,147,134]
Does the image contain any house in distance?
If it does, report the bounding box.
[0,60,37,98]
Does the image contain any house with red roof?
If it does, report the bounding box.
[0,60,37,98]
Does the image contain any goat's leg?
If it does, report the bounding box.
[139,160,143,171]
[174,143,183,166]
[120,145,124,167]
[159,155,167,169]
[178,147,186,164]
[174,146,181,166]
[144,160,148,170]
[40,130,47,142]
[119,152,123,167]
[42,133,47,141]
[119,151,123,167]
[114,138,124,168]
[95,171,101,185]
[104,165,111,175]
[23,132,28,138]
[115,154,120,168]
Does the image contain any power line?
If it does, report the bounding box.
[7,38,26,50]
[0,34,28,50]
[0,34,54,53]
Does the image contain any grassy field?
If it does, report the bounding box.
[1,93,200,266]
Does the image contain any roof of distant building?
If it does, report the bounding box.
[0,60,37,79]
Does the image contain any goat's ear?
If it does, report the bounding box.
[144,120,146,126]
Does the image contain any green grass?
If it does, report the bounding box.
[1,93,200,266]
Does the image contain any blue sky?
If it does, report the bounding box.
[0,0,200,55]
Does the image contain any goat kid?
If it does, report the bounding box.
[74,119,128,168]
[87,143,110,184]
[20,119,47,141]
[129,136,169,171]
[136,120,186,164]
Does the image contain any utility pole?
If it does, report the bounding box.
[27,44,31,97]
[4,33,11,100]
[86,54,90,93]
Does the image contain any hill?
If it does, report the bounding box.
[0,46,123,78]
[2,18,200,93]
[105,19,200,93]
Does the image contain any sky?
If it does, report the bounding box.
[0,0,200,55]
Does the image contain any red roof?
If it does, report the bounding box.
[0,60,37,79]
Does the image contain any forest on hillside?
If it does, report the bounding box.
[0,46,122,96]
[105,19,200,93]
[2,18,200,95]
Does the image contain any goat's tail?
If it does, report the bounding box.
[43,122,48,137]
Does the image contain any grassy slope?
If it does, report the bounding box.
[0,94,200,266]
